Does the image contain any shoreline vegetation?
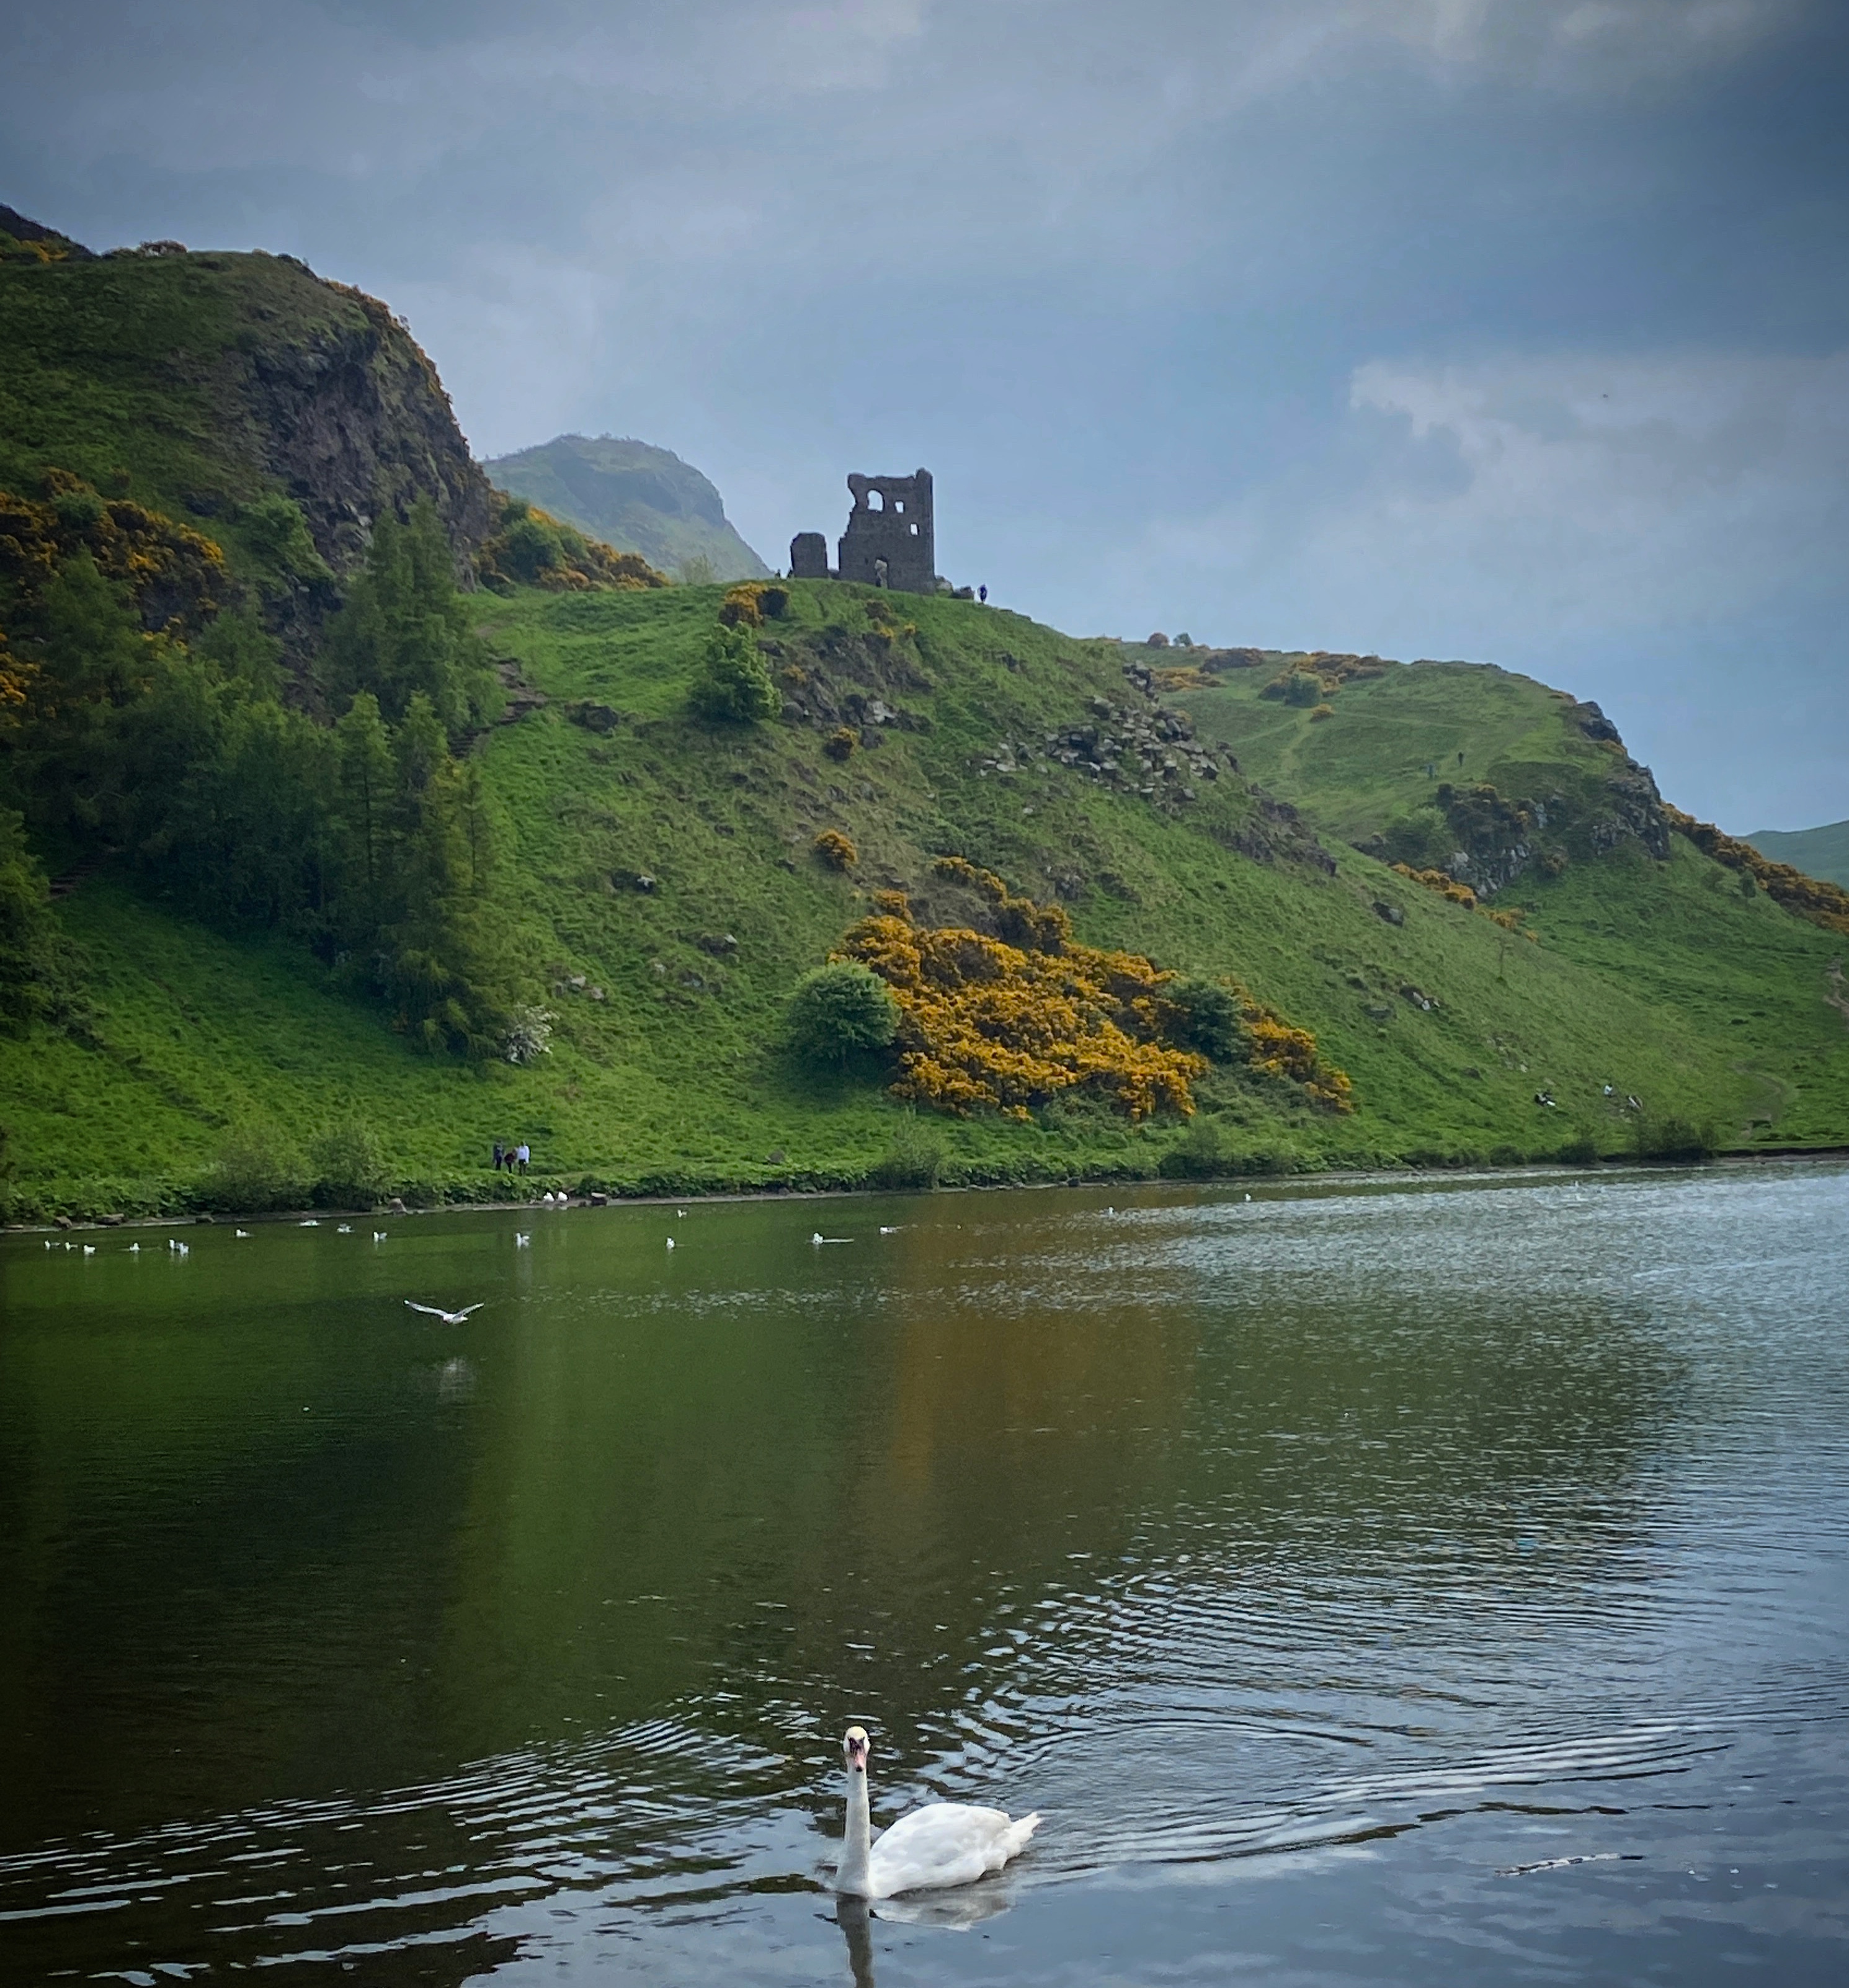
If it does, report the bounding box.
[8,1144,1845,1235]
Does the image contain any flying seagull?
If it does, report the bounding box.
[405,1301,484,1325]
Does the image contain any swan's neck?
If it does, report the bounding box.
[837,1765,873,1894]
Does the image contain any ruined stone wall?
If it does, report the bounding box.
[836,468,934,592]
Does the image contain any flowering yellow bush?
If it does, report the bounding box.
[832,861,1353,1120]
[1246,1014,1353,1110]
[813,827,858,870]
[1390,863,1538,943]
[1665,804,1849,937]
[0,471,228,638]
[1392,862,1477,909]
[475,498,664,593]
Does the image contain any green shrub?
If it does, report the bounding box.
[786,962,899,1067]
[1166,976,1244,1061]
[868,1112,945,1189]
[688,622,778,725]
[0,808,89,1032]
[309,1117,390,1206]
[1261,669,1325,706]
[1159,1116,1299,1178]
[202,1122,306,1212]
[1633,1114,1717,1163]
[236,492,332,589]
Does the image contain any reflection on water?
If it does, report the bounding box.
[1,1164,1846,1983]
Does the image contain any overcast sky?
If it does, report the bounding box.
[5,0,1845,829]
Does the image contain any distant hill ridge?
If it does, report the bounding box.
[483,434,769,584]
[1745,820,1849,889]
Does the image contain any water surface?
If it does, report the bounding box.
[2,1165,1845,1983]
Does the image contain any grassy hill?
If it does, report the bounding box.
[2,223,1845,1220]
[1746,819,1849,888]
[0,236,492,588]
[5,586,1847,1219]
[483,435,769,584]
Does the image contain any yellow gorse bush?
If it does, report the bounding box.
[1665,805,1849,938]
[1391,862,1539,942]
[0,471,228,638]
[813,827,858,870]
[1392,862,1477,909]
[833,860,1352,1120]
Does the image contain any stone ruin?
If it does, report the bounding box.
[789,468,936,594]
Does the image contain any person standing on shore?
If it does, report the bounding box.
[516,1143,530,1173]
[492,1141,504,1172]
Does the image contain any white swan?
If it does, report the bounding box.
[834,1726,1038,1899]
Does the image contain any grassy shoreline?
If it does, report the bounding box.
[9,1146,1847,1234]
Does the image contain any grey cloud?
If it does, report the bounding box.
[0,0,1843,826]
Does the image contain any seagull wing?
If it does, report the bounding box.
[454,1303,485,1319]
[405,1301,445,1317]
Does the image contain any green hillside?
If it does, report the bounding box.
[2,223,1846,1223]
[1747,819,1849,888]
[0,234,493,589]
[5,582,1847,1219]
[483,435,769,584]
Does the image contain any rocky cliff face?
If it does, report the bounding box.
[1355,697,1670,895]
[0,225,494,585]
[236,262,495,580]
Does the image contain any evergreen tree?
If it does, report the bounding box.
[0,806,86,1030]
[334,692,395,902]
[319,497,501,737]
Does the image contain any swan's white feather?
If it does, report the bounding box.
[865,1802,1040,1897]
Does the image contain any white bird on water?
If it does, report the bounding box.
[834,1726,1038,1899]
[813,1232,852,1246]
[336,1223,352,1234]
[665,1236,675,1250]
[235,1228,251,1237]
[404,1301,484,1325]
[515,1232,530,1247]
[373,1231,388,1242]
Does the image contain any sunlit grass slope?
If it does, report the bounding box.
[1164,648,1614,845]
[6,584,1844,1215]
